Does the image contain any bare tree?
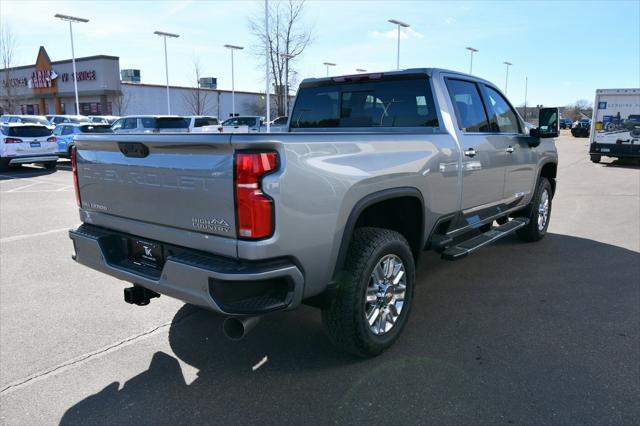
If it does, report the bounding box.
[0,21,18,114]
[183,57,212,115]
[249,0,312,116]
[113,89,131,116]
[563,99,593,121]
[244,92,278,116]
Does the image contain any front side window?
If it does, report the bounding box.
[123,118,138,129]
[291,76,439,129]
[111,119,123,131]
[445,79,490,132]
[483,86,521,133]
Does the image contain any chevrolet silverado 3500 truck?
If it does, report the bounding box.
[69,69,559,357]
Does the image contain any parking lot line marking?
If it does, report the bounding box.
[5,182,41,192]
[0,227,71,243]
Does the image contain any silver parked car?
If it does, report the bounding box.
[111,116,190,133]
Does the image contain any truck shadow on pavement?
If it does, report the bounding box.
[60,233,640,425]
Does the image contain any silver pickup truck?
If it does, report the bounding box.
[69,69,559,357]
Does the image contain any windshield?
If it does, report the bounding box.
[20,116,50,126]
[3,126,52,137]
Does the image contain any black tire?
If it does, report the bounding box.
[590,155,601,163]
[0,158,9,172]
[516,177,552,242]
[322,227,415,357]
[44,162,57,170]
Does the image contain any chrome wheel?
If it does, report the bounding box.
[364,254,407,336]
[537,189,550,231]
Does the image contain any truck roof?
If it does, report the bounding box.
[299,68,498,89]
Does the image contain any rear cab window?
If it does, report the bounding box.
[290,75,440,129]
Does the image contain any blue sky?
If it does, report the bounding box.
[3,0,639,107]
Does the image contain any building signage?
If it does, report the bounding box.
[60,70,97,82]
[2,77,28,88]
[28,69,58,89]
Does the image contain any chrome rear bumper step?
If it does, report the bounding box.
[441,218,529,261]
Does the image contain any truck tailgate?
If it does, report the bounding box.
[74,134,237,240]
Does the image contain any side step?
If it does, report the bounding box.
[441,218,529,261]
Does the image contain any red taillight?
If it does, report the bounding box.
[47,136,56,142]
[235,151,278,239]
[3,137,22,144]
[71,146,81,207]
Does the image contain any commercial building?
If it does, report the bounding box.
[1,46,281,119]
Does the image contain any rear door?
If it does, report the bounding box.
[445,77,508,221]
[479,84,535,204]
[75,133,237,240]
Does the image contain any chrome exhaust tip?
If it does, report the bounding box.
[222,316,261,340]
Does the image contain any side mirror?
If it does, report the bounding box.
[537,107,559,138]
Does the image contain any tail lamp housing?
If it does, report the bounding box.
[71,146,81,207]
[235,151,278,239]
[3,137,22,144]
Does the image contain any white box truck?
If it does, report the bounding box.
[589,88,640,163]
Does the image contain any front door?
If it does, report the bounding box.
[445,78,511,225]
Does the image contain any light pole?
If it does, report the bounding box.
[323,62,336,77]
[281,53,293,117]
[154,30,180,114]
[225,44,244,117]
[503,61,512,95]
[465,47,478,74]
[524,76,528,121]
[54,14,88,115]
[265,0,271,132]
[356,68,367,73]
[388,19,409,70]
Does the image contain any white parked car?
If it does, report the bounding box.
[213,116,264,133]
[186,116,219,132]
[0,123,58,171]
[0,115,54,130]
[45,115,90,125]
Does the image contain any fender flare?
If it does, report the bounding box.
[331,187,425,282]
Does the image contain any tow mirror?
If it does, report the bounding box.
[536,107,559,138]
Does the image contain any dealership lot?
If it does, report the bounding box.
[0,133,638,424]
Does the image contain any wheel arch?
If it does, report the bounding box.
[331,187,425,282]
[539,161,557,195]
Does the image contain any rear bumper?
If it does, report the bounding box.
[6,155,58,165]
[590,142,640,158]
[69,224,304,315]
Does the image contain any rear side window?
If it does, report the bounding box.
[80,125,113,133]
[482,86,521,133]
[62,126,74,135]
[142,117,189,129]
[194,118,218,127]
[5,126,52,137]
[445,79,490,132]
[222,117,258,126]
[291,76,439,129]
[123,118,138,129]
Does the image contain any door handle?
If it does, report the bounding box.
[506,146,515,154]
[464,148,476,158]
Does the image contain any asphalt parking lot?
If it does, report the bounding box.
[1,132,639,425]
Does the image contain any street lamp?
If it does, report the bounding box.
[356,68,367,73]
[225,44,244,117]
[503,61,512,95]
[281,53,294,117]
[465,47,478,74]
[323,62,336,77]
[54,14,88,115]
[388,19,410,70]
[154,30,180,114]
